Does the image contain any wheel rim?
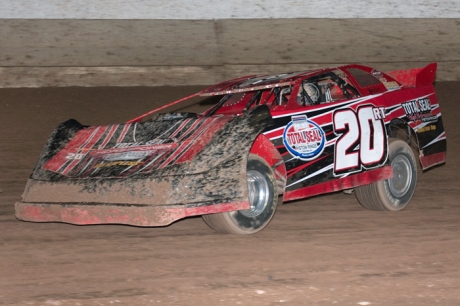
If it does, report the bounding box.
[241,170,270,218]
[388,154,412,198]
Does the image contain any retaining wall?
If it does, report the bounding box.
[1,1,459,86]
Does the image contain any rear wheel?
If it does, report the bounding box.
[202,154,278,234]
[355,139,417,211]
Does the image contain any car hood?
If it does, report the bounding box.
[32,106,273,181]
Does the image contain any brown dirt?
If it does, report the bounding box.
[0,84,459,306]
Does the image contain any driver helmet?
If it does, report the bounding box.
[302,83,320,104]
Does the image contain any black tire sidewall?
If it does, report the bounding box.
[228,155,278,232]
[378,139,417,211]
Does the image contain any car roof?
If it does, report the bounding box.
[198,68,333,96]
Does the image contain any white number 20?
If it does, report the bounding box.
[333,105,387,175]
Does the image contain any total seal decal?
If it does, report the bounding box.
[283,115,326,160]
[401,97,436,122]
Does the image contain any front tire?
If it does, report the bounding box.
[202,154,279,234]
[355,139,417,211]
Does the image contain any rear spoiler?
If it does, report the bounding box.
[387,63,437,87]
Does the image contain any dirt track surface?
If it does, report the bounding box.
[1,84,459,305]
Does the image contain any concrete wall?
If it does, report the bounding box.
[1,1,459,87]
[2,0,459,19]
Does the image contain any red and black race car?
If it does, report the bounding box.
[16,63,446,234]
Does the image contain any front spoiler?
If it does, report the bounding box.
[15,201,249,226]
[15,106,274,226]
[15,153,251,226]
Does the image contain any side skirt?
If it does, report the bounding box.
[283,166,393,202]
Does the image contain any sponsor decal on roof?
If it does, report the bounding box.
[371,69,383,79]
[372,69,400,91]
[382,80,400,91]
[283,115,326,160]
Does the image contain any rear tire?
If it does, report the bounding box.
[202,154,279,234]
[355,139,417,211]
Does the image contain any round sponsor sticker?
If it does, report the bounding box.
[283,115,326,160]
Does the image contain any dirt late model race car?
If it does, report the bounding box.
[16,63,446,234]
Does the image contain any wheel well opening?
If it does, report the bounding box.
[387,119,421,168]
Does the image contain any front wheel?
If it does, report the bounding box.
[355,138,417,211]
[202,154,279,234]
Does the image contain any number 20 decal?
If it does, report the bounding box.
[333,105,388,176]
